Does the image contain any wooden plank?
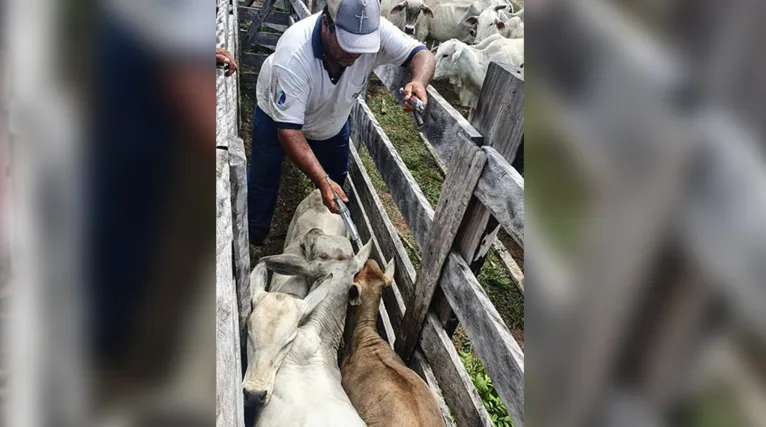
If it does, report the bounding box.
[475,147,524,247]
[396,141,487,362]
[420,314,494,427]
[441,253,524,426]
[350,99,435,250]
[243,0,275,47]
[347,144,417,305]
[242,52,269,68]
[494,240,524,293]
[373,64,483,163]
[227,135,252,336]
[411,350,458,427]
[288,0,311,19]
[264,11,291,25]
[453,61,524,285]
[471,62,524,164]
[216,148,245,427]
[253,32,280,49]
[237,6,260,22]
[345,151,408,332]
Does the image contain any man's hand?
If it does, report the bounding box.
[402,81,428,112]
[320,177,349,214]
[216,48,238,77]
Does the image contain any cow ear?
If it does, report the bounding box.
[250,262,269,298]
[384,259,395,287]
[462,15,479,26]
[301,276,331,319]
[391,1,407,13]
[348,282,363,306]
[421,5,434,17]
[261,254,316,278]
[354,240,373,271]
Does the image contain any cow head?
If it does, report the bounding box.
[242,262,329,408]
[390,0,433,35]
[260,228,372,287]
[434,40,466,81]
[349,259,396,304]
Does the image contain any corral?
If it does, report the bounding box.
[216,0,525,425]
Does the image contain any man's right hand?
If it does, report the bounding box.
[320,177,349,214]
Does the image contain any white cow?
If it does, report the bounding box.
[244,238,372,426]
[269,189,349,298]
[434,35,523,107]
[241,190,374,426]
[381,0,434,38]
[414,0,507,43]
[475,5,523,42]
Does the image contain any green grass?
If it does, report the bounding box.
[461,349,514,427]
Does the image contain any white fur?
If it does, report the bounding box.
[269,189,348,298]
[434,35,523,108]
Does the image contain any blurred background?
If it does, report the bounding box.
[526,0,766,427]
[2,0,216,425]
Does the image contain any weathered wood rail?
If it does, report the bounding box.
[220,1,526,426]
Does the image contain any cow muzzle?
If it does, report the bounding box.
[404,25,415,35]
[243,389,269,408]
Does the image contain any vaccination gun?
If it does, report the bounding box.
[399,87,426,129]
[325,176,363,252]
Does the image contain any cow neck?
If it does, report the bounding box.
[350,285,383,351]
[305,278,352,351]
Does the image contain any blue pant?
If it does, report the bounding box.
[247,106,350,245]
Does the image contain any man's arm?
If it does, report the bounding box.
[277,129,348,213]
[402,49,435,111]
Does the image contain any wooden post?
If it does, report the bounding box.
[395,138,487,362]
[434,63,524,333]
[243,0,277,48]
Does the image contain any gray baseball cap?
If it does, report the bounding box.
[328,0,381,54]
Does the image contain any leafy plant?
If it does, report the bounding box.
[460,349,514,427]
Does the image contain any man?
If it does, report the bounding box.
[248,0,435,245]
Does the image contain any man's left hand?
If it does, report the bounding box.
[216,48,238,77]
[402,81,428,112]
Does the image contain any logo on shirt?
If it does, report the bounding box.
[275,88,287,111]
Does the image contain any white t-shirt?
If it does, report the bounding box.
[256,13,426,141]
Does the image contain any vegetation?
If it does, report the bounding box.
[460,349,514,427]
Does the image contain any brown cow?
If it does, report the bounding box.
[341,259,447,427]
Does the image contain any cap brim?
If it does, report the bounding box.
[336,27,380,54]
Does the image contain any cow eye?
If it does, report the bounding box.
[441,54,448,58]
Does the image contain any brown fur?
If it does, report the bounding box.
[341,260,446,427]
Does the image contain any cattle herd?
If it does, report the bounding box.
[383,0,524,108]
[243,190,448,427]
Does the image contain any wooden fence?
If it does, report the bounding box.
[218,1,526,426]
